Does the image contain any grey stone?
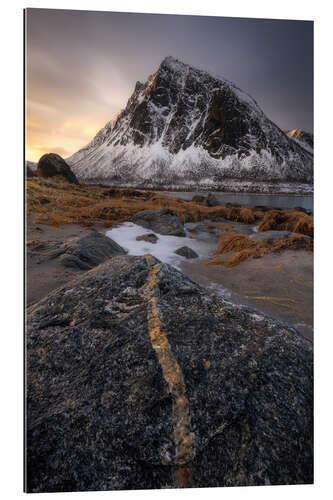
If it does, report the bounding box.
[59,253,92,270]
[37,153,79,184]
[174,246,199,259]
[136,233,158,244]
[205,193,219,207]
[131,208,185,236]
[26,255,313,492]
[60,231,127,266]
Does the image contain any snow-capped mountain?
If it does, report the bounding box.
[285,129,313,154]
[67,56,313,191]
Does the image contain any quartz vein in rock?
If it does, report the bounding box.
[143,255,195,487]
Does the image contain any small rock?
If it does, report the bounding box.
[136,233,158,244]
[59,253,91,270]
[60,231,127,267]
[131,208,185,237]
[205,193,219,207]
[175,246,199,259]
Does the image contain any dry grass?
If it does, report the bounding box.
[258,209,313,237]
[208,231,313,268]
[227,207,257,224]
[215,232,258,253]
[26,176,263,227]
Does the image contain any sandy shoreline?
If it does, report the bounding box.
[26,216,313,340]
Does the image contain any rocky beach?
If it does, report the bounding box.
[25,155,313,491]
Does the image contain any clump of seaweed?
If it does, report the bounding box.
[227,207,256,224]
[208,231,313,268]
[258,210,313,237]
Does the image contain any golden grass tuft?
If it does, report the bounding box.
[208,232,313,267]
[215,232,258,253]
[227,207,256,224]
[258,210,313,237]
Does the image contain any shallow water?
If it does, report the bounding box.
[106,222,217,269]
[162,191,313,211]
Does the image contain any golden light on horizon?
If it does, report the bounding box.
[25,111,117,163]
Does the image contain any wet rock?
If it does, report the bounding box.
[191,223,217,234]
[59,253,92,270]
[37,153,79,184]
[205,193,219,207]
[136,233,158,244]
[174,246,199,259]
[26,255,313,492]
[131,208,185,236]
[59,231,126,266]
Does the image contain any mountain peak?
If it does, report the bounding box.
[67,57,313,191]
[160,56,187,71]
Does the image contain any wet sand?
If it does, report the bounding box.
[180,250,313,340]
[26,218,94,306]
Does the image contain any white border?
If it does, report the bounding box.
[1,1,332,499]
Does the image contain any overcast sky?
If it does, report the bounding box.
[25,8,313,162]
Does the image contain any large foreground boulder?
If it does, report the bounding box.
[131,208,185,236]
[37,153,79,184]
[26,255,313,492]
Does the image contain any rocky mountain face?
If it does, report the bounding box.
[26,254,313,492]
[67,57,313,191]
[285,129,313,153]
